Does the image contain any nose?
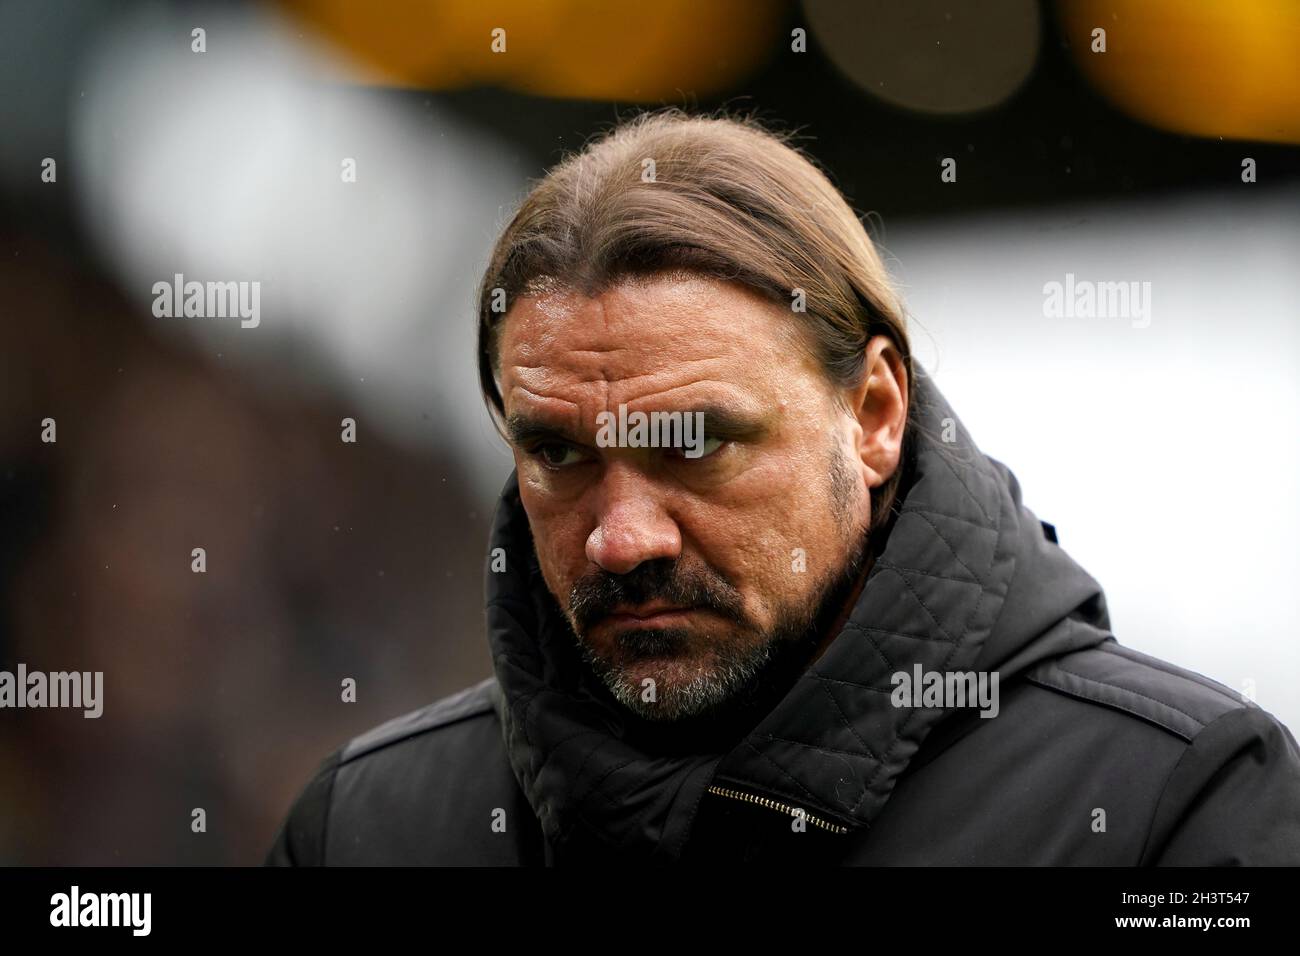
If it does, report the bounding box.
[585,462,682,575]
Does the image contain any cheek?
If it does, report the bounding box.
[696,483,825,610]
[701,454,844,603]
[517,480,591,590]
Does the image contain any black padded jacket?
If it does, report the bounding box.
[266,369,1300,865]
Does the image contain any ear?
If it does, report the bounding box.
[843,335,909,490]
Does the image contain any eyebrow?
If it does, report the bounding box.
[505,414,578,447]
[686,405,770,439]
[504,404,770,448]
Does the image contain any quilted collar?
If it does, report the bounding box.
[486,366,1112,860]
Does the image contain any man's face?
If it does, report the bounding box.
[498,272,889,721]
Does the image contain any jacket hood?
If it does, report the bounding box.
[484,366,1113,861]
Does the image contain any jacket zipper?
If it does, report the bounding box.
[706,785,849,834]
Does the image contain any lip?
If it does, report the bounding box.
[602,602,700,627]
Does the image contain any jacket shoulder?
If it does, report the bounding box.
[1024,640,1300,863]
[265,677,538,865]
[340,676,500,764]
[1023,639,1249,741]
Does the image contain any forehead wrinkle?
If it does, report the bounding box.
[510,346,634,371]
[614,377,763,414]
[507,362,615,403]
[521,353,738,391]
[504,283,802,416]
[596,355,737,386]
[509,347,721,387]
[506,383,580,420]
[506,378,611,432]
[510,352,771,428]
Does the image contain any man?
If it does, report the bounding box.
[266,109,1300,865]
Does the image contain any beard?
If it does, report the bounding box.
[564,445,872,738]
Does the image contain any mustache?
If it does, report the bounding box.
[568,558,746,633]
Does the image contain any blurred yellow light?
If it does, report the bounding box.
[277,0,786,100]
[1060,0,1300,144]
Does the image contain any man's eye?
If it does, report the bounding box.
[696,435,725,458]
[672,435,726,460]
[534,443,585,468]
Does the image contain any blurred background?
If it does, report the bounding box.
[1,0,1297,864]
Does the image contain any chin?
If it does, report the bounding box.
[600,657,740,722]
